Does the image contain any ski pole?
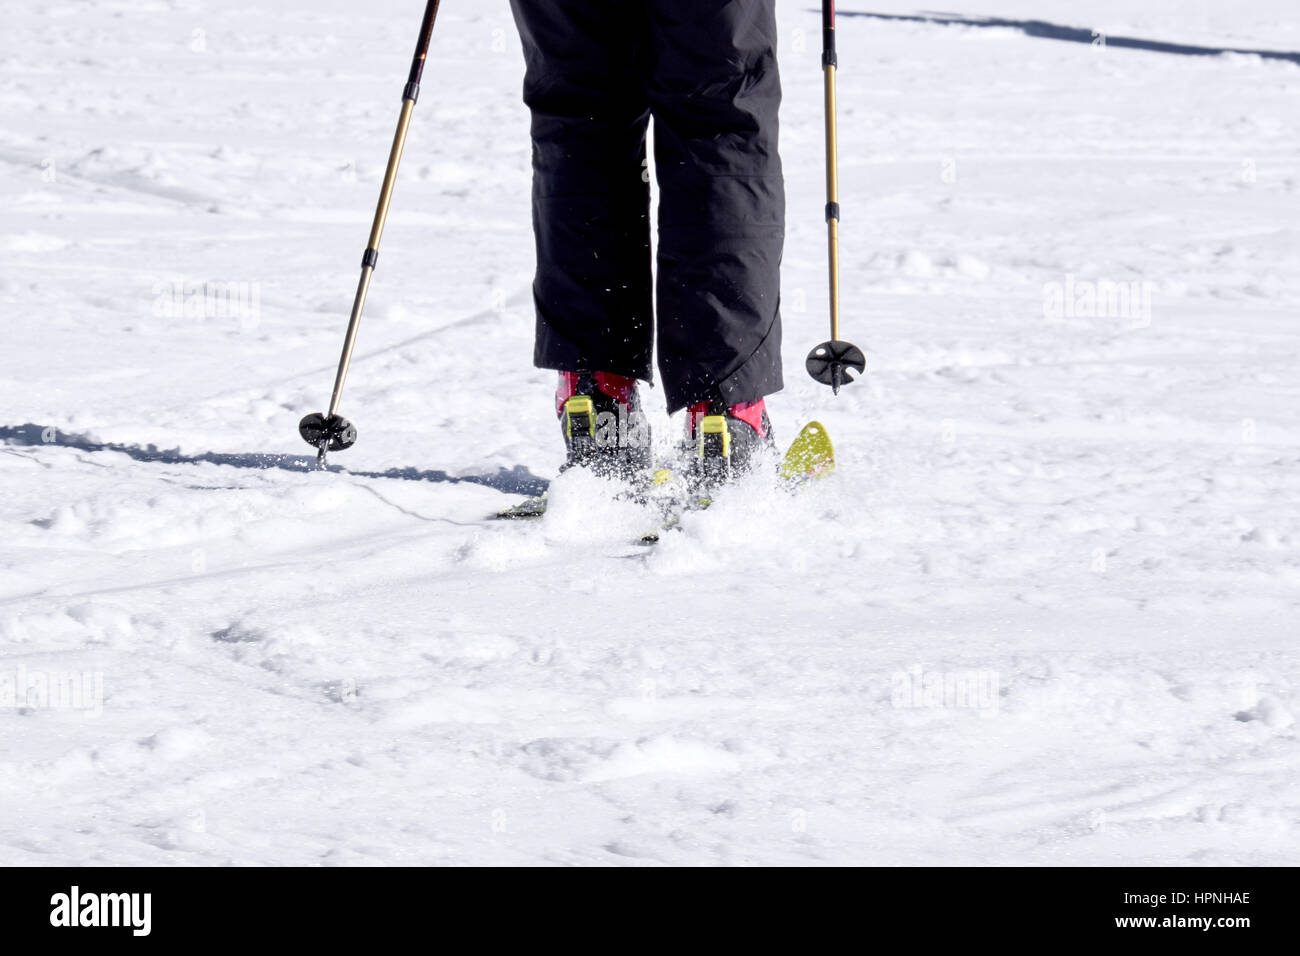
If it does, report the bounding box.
[806,0,866,395]
[299,0,442,466]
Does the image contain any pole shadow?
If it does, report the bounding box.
[0,424,548,498]
[834,11,1300,64]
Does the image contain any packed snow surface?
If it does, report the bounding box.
[1,1,1297,865]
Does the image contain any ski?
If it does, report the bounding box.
[493,421,836,541]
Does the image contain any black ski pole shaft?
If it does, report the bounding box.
[804,0,866,395]
[299,0,442,465]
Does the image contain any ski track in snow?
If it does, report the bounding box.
[1,1,1297,865]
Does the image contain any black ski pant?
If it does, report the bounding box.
[509,0,785,414]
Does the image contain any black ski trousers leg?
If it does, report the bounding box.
[509,0,785,414]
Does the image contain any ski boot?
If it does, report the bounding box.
[557,370,652,480]
[685,397,776,487]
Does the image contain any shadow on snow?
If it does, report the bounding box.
[0,424,548,498]
[836,11,1300,64]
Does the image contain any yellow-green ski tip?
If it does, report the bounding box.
[779,421,835,481]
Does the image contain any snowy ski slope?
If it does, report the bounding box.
[0,0,1297,865]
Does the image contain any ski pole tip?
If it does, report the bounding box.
[806,339,866,391]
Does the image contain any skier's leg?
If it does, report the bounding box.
[508,0,654,382]
[647,0,785,415]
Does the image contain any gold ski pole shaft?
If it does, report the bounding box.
[804,0,866,395]
[823,20,841,347]
[300,0,442,464]
[326,95,417,420]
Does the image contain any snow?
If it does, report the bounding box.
[1,0,1297,865]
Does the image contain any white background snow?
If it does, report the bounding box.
[1,0,1297,865]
